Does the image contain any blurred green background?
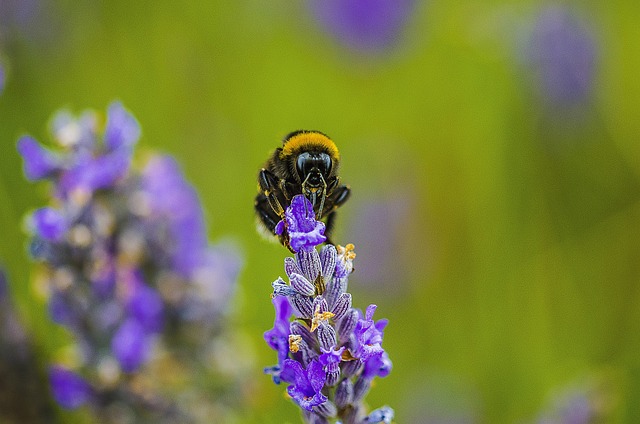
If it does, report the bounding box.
[1,1,640,423]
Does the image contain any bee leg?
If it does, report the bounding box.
[326,176,339,193]
[330,185,351,208]
[256,191,295,251]
[323,185,350,245]
[259,168,285,217]
[324,210,338,244]
[255,193,281,233]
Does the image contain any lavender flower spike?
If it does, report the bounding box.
[19,102,245,423]
[264,194,393,423]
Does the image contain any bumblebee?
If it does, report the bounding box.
[255,130,351,248]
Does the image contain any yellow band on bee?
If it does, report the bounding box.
[281,131,340,160]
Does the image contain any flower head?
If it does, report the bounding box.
[276,195,327,253]
[17,102,139,200]
[265,209,392,421]
[19,102,244,422]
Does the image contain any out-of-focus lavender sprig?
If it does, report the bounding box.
[307,0,416,54]
[527,6,597,109]
[18,102,245,423]
[264,195,393,424]
[534,377,615,424]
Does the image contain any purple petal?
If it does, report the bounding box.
[363,351,392,379]
[17,136,60,180]
[104,102,141,150]
[111,319,151,372]
[365,304,377,321]
[264,296,293,366]
[49,366,92,409]
[308,359,327,393]
[284,195,327,252]
[280,358,304,386]
[273,294,293,326]
[275,219,285,235]
[31,207,67,241]
[48,293,74,326]
[59,151,131,195]
[127,283,164,333]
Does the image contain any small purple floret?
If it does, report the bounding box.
[353,305,388,363]
[128,283,164,333]
[104,101,141,150]
[49,366,92,409]
[280,359,328,411]
[111,318,151,373]
[17,136,60,181]
[263,296,293,383]
[283,195,326,252]
[31,207,68,242]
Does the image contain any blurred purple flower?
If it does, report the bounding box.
[19,102,244,421]
[529,6,597,108]
[0,0,41,32]
[536,382,605,424]
[308,0,416,53]
[0,0,60,45]
[17,102,138,199]
[31,207,67,241]
[142,156,208,278]
[104,102,141,151]
[127,281,164,333]
[111,319,152,373]
[49,366,93,410]
[346,195,412,289]
[17,136,61,181]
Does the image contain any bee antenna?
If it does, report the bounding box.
[317,174,327,219]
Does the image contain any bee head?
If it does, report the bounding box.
[296,151,332,189]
